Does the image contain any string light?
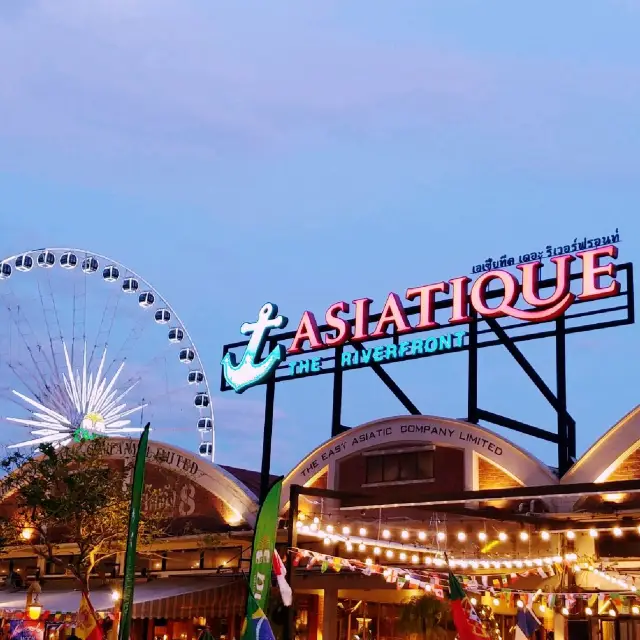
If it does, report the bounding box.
[566,530,575,540]
[401,530,409,540]
[613,526,623,537]
[609,609,617,618]
[326,525,334,533]
[539,605,546,614]
[633,606,640,615]
[540,530,550,541]
[561,607,569,616]
[493,598,500,607]
[399,552,407,561]
[358,543,366,552]
[585,607,592,616]
[589,528,598,538]
[478,531,487,542]
[323,537,330,545]
[411,555,419,564]
[310,523,318,532]
[313,517,320,524]
[516,600,524,608]
[382,529,391,539]
[470,598,477,606]
[457,531,467,542]
[346,542,353,552]
[498,532,507,542]
[519,531,529,542]
[386,550,394,559]
[342,526,351,535]
[437,531,446,542]
[359,527,367,536]
[418,531,426,541]
[374,547,381,555]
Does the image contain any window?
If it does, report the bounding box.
[365,449,434,485]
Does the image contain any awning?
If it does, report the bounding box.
[0,577,246,619]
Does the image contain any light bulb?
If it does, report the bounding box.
[540,530,550,541]
[516,600,524,609]
[470,598,477,606]
[478,531,487,542]
[566,530,575,540]
[386,549,394,559]
[418,531,426,541]
[374,547,381,555]
[342,526,351,535]
[310,523,318,532]
[609,609,617,617]
[365,558,372,565]
[359,543,366,552]
[346,542,353,552]
[633,606,640,616]
[493,598,500,607]
[498,532,507,542]
[399,552,407,561]
[589,528,598,538]
[613,526,623,537]
[401,530,409,540]
[313,517,320,524]
[359,527,367,536]
[539,605,546,613]
[437,531,446,541]
[457,531,467,542]
[323,537,330,545]
[295,521,302,529]
[411,555,419,564]
[561,607,569,616]
[585,607,592,616]
[519,531,529,542]
[326,525,334,533]
[382,529,391,539]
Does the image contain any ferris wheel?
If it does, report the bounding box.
[0,248,215,460]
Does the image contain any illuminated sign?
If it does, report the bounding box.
[222,245,620,393]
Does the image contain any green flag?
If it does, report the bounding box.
[241,478,283,640]
[118,424,150,640]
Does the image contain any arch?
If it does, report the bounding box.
[105,439,258,526]
[280,415,557,510]
[561,405,640,485]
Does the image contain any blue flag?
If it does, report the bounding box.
[516,607,540,640]
[243,607,276,640]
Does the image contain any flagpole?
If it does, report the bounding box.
[118,423,150,640]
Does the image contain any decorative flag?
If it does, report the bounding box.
[241,479,283,640]
[118,423,150,640]
[448,571,491,640]
[242,604,277,640]
[76,593,101,640]
[515,605,540,640]
[272,553,292,606]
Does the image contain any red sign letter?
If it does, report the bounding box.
[325,301,351,347]
[577,245,620,301]
[287,311,323,354]
[352,298,373,342]
[515,255,576,321]
[371,293,412,337]
[470,271,519,318]
[406,282,449,329]
[449,276,471,324]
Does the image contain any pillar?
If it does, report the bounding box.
[553,611,566,640]
[321,588,338,640]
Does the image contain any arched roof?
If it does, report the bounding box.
[105,439,259,526]
[280,415,558,510]
[561,405,640,485]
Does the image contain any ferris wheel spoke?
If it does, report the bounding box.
[88,281,121,370]
[37,277,64,388]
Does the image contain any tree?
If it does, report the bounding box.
[0,437,168,607]
[398,594,450,640]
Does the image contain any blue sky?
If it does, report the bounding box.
[0,0,639,474]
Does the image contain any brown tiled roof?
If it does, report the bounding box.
[220,465,278,498]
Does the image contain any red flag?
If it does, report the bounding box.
[448,572,491,640]
[273,553,293,606]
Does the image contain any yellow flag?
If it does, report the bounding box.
[76,593,101,640]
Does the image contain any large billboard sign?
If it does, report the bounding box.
[222,245,621,394]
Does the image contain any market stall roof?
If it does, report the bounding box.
[0,577,246,619]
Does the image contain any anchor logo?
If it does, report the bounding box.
[221,302,288,393]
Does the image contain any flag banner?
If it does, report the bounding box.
[448,571,491,640]
[273,552,292,606]
[241,479,282,640]
[76,593,101,640]
[118,423,150,640]
[515,606,540,640]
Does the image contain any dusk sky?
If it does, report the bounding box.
[0,1,638,475]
